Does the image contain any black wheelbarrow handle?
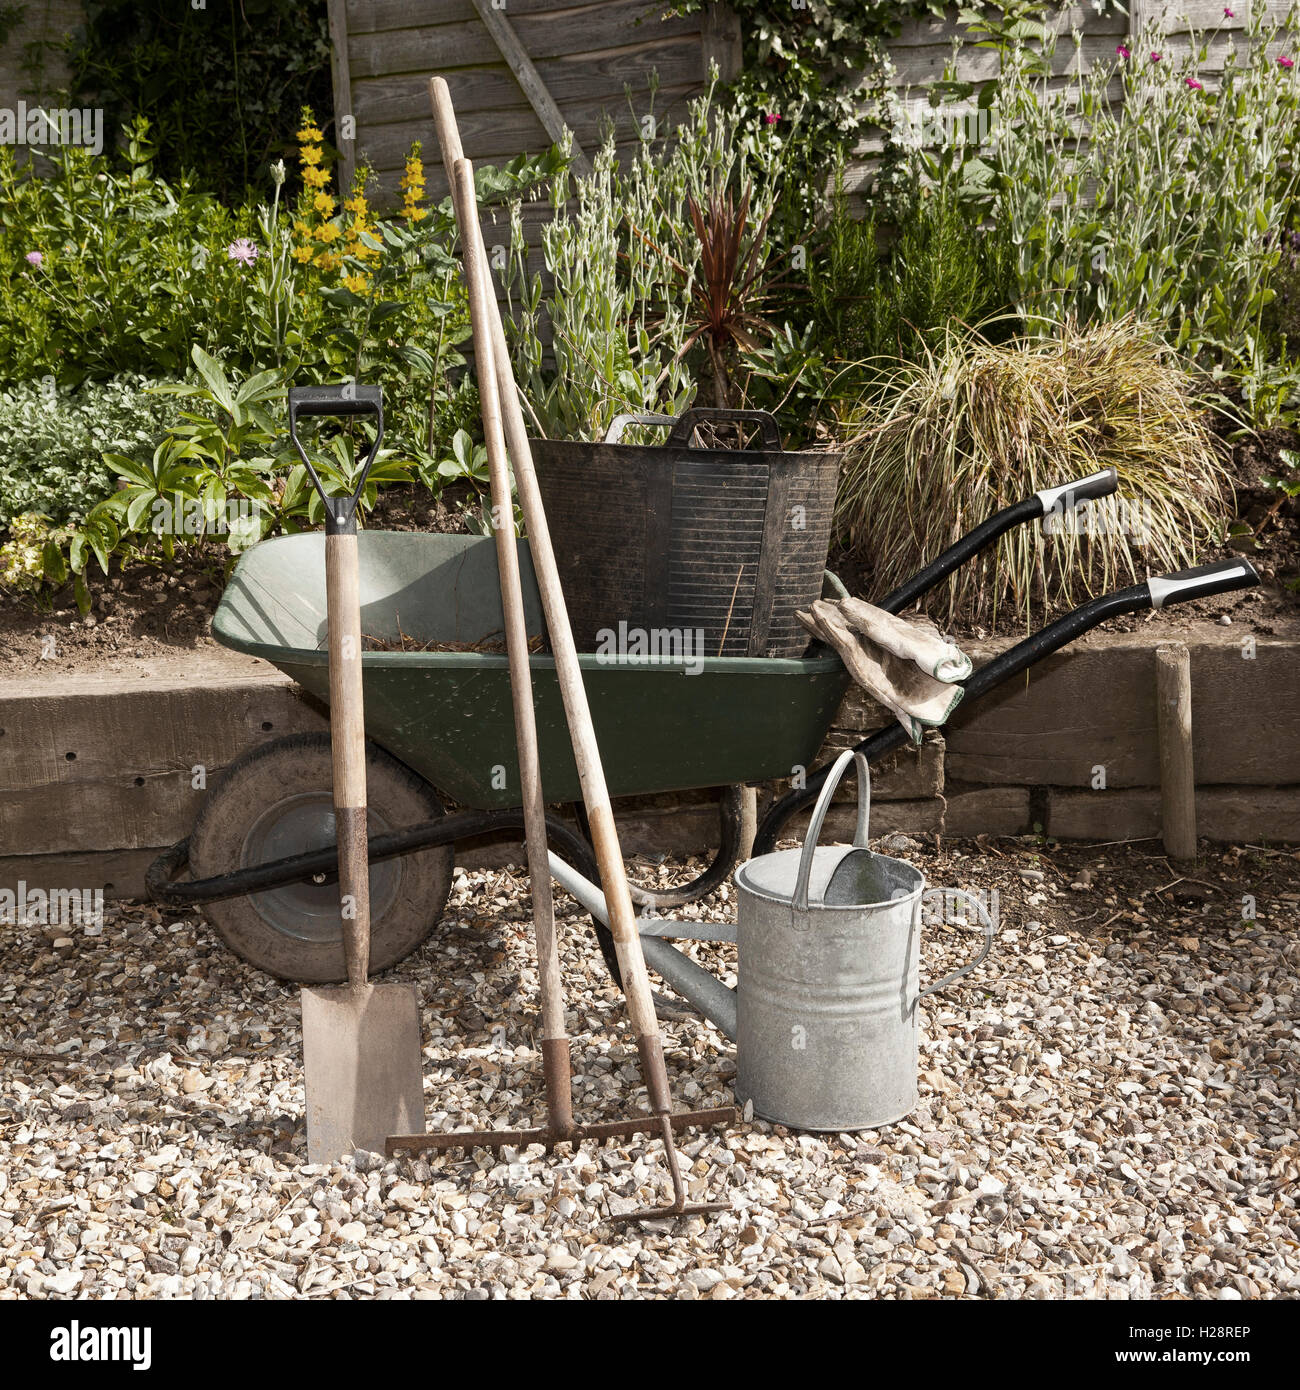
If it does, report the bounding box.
[877,466,1119,615]
[754,557,1259,854]
[287,383,385,536]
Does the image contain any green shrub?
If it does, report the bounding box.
[0,113,557,460]
[0,121,255,384]
[837,319,1230,628]
[983,9,1300,420]
[806,169,1017,409]
[0,374,177,528]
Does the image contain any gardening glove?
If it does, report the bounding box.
[796,598,971,745]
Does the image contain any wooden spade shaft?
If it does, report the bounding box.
[325,530,370,986]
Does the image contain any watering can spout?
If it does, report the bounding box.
[547,853,738,1040]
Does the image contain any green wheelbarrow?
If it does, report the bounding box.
[148,475,1259,985]
[149,529,848,982]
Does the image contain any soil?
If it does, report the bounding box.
[360,632,546,654]
[1,427,1297,676]
[0,483,477,678]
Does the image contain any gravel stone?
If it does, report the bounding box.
[0,843,1295,1300]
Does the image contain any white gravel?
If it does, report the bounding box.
[1,841,1296,1300]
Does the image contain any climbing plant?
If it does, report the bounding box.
[672,2,944,200]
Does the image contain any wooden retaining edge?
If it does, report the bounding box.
[3,626,1298,900]
[942,625,1300,789]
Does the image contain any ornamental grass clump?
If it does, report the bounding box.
[837,319,1230,629]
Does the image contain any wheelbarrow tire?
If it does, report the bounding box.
[189,732,454,984]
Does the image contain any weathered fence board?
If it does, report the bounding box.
[351,43,700,130]
[335,0,731,207]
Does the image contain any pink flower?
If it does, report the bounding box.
[1224,7,1235,16]
[226,238,258,266]
[763,113,781,125]
[1186,77,1203,90]
[1116,44,1131,58]
[24,250,42,267]
[1279,55,1296,69]
[1150,51,1162,63]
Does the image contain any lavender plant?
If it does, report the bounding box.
[502,80,795,440]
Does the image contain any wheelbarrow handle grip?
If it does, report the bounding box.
[1146,558,1259,609]
[287,383,385,535]
[876,467,1118,616]
[1034,466,1118,515]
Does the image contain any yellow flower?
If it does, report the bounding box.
[399,142,426,224]
[345,194,367,214]
[292,245,314,263]
[302,165,331,190]
[293,219,313,238]
[401,142,424,183]
[342,273,369,294]
[297,108,324,144]
[313,192,336,215]
[316,221,342,243]
[299,145,322,167]
[313,250,342,272]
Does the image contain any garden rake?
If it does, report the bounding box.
[386,79,735,1224]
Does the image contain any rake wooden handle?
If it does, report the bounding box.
[453,163,567,1112]
[430,79,665,1072]
[325,530,370,987]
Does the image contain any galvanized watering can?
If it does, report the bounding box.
[546,747,996,1134]
[733,749,996,1132]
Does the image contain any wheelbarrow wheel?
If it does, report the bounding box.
[189,732,454,984]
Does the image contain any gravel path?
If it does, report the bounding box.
[1,839,1296,1300]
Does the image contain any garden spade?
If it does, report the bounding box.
[288,384,426,1164]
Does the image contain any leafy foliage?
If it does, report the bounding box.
[0,121,256,383]
[67,0,332,200]
[961,7,1300,421]
[0,374,177,528]
[504,84,795,439]
[670,0,948,220]
[804,167,1018,409]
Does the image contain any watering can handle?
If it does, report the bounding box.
[792,749,871,913]
[919,889,996,998]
